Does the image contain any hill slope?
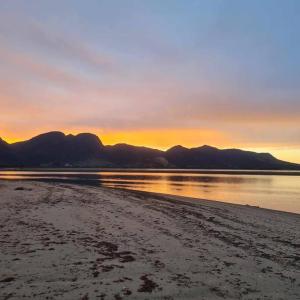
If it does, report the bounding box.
[0,132,299,169]
[165,145,298,170]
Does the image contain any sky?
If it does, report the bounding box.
[0,0,300,163]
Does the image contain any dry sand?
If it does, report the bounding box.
[0,180,299,300]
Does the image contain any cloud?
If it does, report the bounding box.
[23,20,114,72]
[0,13,114,74]
[0,48,87,89]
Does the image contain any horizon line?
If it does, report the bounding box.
[2,130,299,165]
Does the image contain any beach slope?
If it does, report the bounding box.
[0,181,299,299]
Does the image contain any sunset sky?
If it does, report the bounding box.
[1,0,300,163]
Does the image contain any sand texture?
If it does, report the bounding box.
[0,181,299,299]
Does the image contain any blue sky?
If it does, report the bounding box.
[0,0,300,162]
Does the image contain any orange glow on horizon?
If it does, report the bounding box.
[98,129,229,150]
[1,129,300,164]
[1,128,229,149]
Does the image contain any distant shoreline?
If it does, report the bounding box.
[1,167,300,176]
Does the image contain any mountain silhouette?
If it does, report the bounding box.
[0,138,18,166]
[0,131,299,169]
[10,132,106,167]
[165,145,290,169]
[105,144,166,168]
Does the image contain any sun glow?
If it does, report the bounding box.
[98,129,229,150]
[2,128,299,164]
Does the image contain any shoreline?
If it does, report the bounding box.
[0,180,299,299]
[1,168,300,176]
[104,185,300,217]
[1,177,300,216]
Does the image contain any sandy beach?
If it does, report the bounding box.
[0,181,299,300]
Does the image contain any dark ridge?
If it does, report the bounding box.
[7,132,106,167]
[0,132,299,169]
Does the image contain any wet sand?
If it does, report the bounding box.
[0,181,299,299]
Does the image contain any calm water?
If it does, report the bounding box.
[0,170,300,214]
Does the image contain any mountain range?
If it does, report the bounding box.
[0,131,299,169]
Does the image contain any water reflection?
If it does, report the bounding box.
[0,170,299,214]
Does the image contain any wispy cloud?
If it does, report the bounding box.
[0,47,87,88]
[23,20,114,72]
[0,13,115,74]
